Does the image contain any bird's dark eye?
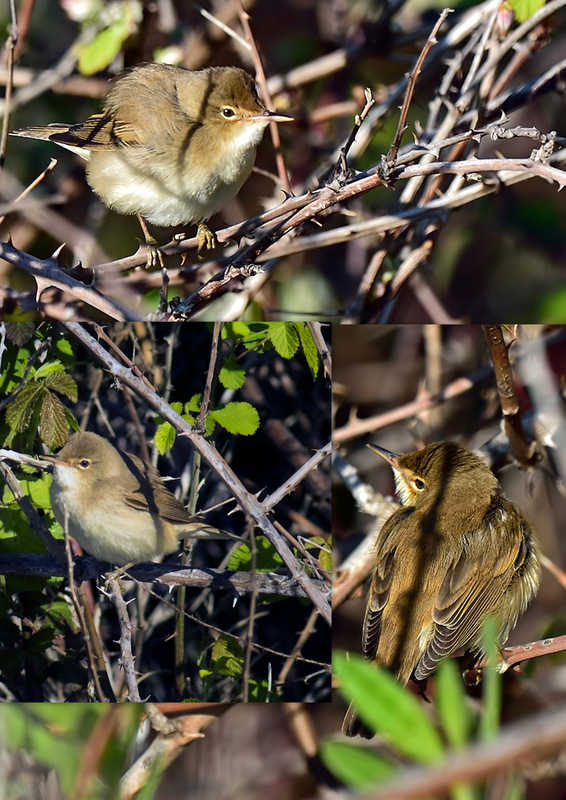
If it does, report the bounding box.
[221,107,236,118]
[413,478,425,491]
[79,459,90,469]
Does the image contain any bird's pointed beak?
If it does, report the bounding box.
[247,110,294,123]
[367,443,400,468]
[41,455,67,467]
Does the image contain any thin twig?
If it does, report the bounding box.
[0,1,17,171]
[386,9,453,166]
[329,88,375,184]
[61,507,116,702]
[108,578,142,702]
[260,441,332,513]
[236,0,292,195]
[194,3,250,50]
[241,518,258,701]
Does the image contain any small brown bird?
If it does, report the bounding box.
[342,441,541,738]
[44,431,234,566]
[12,64,292,249]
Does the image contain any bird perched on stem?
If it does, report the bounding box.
[12,64,292,253]
[342,441,541,738]
[44,431,235,566]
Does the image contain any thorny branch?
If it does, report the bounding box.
[59,322,332,626]
[385,8,453,167]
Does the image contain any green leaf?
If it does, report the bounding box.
[304,535,331,573]
[434,658,472,750]
[203,415,215,437]
[209,402,259,435]
[227,536,283,572]
[5,382,44,432]
[18,474,52,510]
[34,361,64,380]
[44,597,78,633]
[320,739,395,789]
[246,679,276,702]
[219,355,246,389]
[185,395,202,414]
[76,7,136,75]
[154,422,176,455]
[0,344,31,395]
[64,408,81,433]
[222,322,252,340]
[334,653,445,763]
[0,506,49,559]
[295,322,320,378]
[508,0,544,23]
[56,337,74,358]
[43,369,78,402]
[237,324,273,351]
[39,391,70,448]
[480,616,502,742]
[4,322,36,346]
[210,635,244,677]
[267,323,300,359]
